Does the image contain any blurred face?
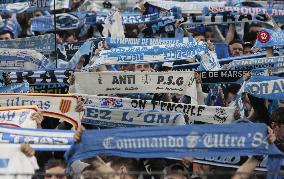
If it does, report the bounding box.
[243,46,252,55]
[195,35,205,42]
[229,43,243,57]
[165,174,186,179]
[226,92,235,104]
[45,166,67,179]
[134,64,151,72]
[121,64,151,72]
[205,31,214,41]
[0,32,13,40]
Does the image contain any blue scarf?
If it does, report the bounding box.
[0,1,49,14]
[65,122,284,170]
[105,37,186,48]
[254,28,284,48]
[0,83,29,93]
[31,9,181,32]
[230,56,284,70]
[0,34,55,52]
[90,42,208,67]
[0,126,74,151]
[173,52,268,71]
[243,76,284,100]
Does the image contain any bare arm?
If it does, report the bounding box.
[231,157,260,179]
[225,24,236,44]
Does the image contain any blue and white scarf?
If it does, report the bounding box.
[88,42,207,68]
[230,56,284,70]
[254,28,284,48]
[173,52,268,71]
[0,48,48,70]
[0,34,55,53]
[82,106,185,128]
[31,9,180,32]
[0,83,29,93]
[243,75,284,100]
[0,1,50,14]
[204,6,284,17]
[0,126,74,151]
[65,122,284,169]
[50,0,71,10]
[181,14,270,26]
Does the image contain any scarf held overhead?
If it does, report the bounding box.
[84,95,235,124]
[254,29,284,48]
[243,75,284,100]
[82,106,185,128]
[65,123,283,168]
[89,42,207,67]
[0,93,80,128]
[0,105,38,128]
[0,126,74,151]
[75,71,198,104]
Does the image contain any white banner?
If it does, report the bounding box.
[82,106,185,127]
[146,0,226,13]
[84,95,235,124]
[0,106,38,128]
[75,71,197,104]
[0,93,81,128]
[0,144,39,179]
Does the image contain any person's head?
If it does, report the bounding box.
[34,10,44,17]
[109,158,139,179]
[120,64,152,72]
[81,165,102,179]
[192,31,205,42]
[163,163,190,179]
[0,31,13,40]
[270,107,284,152]
[229,39,243,57]
[58,30,77,43]
[243,42,253,55]
[224,84,241,105]
[205,28,214,42]
[270,107,284,129]
[44,159,67,179]
[124,24,139,38]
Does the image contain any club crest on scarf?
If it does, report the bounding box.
[59,99,72,113]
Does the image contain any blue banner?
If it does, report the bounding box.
[0,83,29,93]
[0,34,55,52]
[65,122,284,169]
[31,9,180,32]
[243,76,284,100]
[254,28,284,48]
